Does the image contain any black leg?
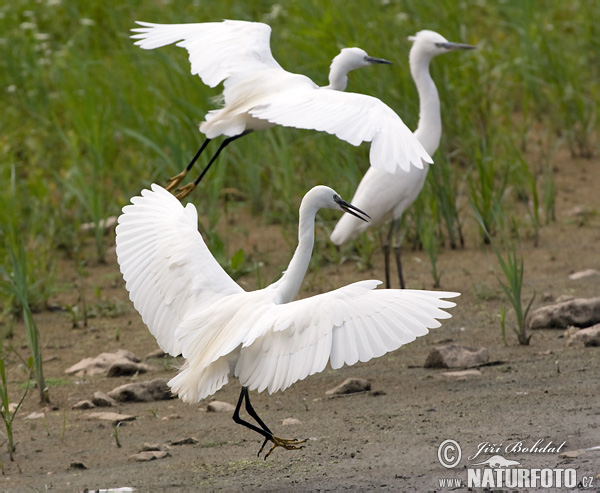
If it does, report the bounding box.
[394,246,406,289]
[242,387,272,434]
[232,387,272,442]
[232,387,308,459]
[186,137,211,172]
[382,221,396,289]
[192,131,250,186]
[390,219,405,289]
[165,138,211,192]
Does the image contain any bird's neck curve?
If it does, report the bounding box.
[325,57,351,91]
[410,48,442,156]
[273,198,318,303]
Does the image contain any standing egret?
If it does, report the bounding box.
[131,20,432,199]
[330,30,475,288]
[115,184,459,458]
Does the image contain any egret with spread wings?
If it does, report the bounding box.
[131,20,432,199]
[115,184,458,458]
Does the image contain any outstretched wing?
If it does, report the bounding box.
[236,281,458,393]
[131,20,282,87]
[115,184,243,355]
[249,88,432,173]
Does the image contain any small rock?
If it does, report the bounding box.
[440,369,482,379]
[65,349,144,377]
[128,451,170,462]
[529,297,600,330]
[559,450,582,459]
[145,348,167,359]
[161,414,182,421]
[171,437,199,446]
[106,361,151,377]
[556,295,575,303]
[425,345,489,369]
[84,412,136,425]
[69,461,87,470]
[326,377,371,395]
[8,403,18,413]
[565,206,590,217]
[142,443,163,451]
[568,269,600,280]
[24,412,45,420]
[72,400,95,410]
[107,379,173,402]
[206,401,236,413]
[566,324,600,347]
[92,391,118,407]
[282,418,301,426]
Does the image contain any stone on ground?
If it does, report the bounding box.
[565,324,600,347]
[206,401,235,413]
[425,344,489,369]
[529,297,600,330]
[325,378,371,395]
[107,379,173,402]
[92,391,118,407]
[65,349,149,377]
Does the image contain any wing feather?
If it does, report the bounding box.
[250,89,432,173]
[115,184,243,355]
[131,20,282,87]
[236,282,458,393]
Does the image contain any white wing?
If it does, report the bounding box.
[250,88,432,173]
[236,280,458,393]
[115,184,243,355]
[131,20,282,87]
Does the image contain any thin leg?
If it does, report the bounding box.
[165,138,211,192]
[232,387,308,459]
[242,387,272,434]
[175,131,251,200]
[381,228,392,289]
[232,387,271,441]
[390,219,406,289]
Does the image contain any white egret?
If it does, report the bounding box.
[131,20,432,199]
[115,184,459,458]
[330,30,475,288]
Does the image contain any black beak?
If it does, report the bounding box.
[365,56,393,65]
[435,41,476,51]
[334,196,370,222]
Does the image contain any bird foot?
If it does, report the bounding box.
[174,183,196,200]
[165,170,188,192]
[258,435,308,460]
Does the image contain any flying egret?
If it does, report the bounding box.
[115,183,459,458]
[330,30,475,288]
[131,20,432,199]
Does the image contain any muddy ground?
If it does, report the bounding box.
[2,150,599,491]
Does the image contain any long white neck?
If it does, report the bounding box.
[273,197,319,303]
[325,55,354,91]
[410,48,442,157]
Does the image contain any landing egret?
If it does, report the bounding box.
[115,184,459,458]
[330,30,475,288]
[131,20,432,199]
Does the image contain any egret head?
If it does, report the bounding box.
[327,47,391,91]
[333,47,392,72]
[408,30,476,58]
[305,186,370,222]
